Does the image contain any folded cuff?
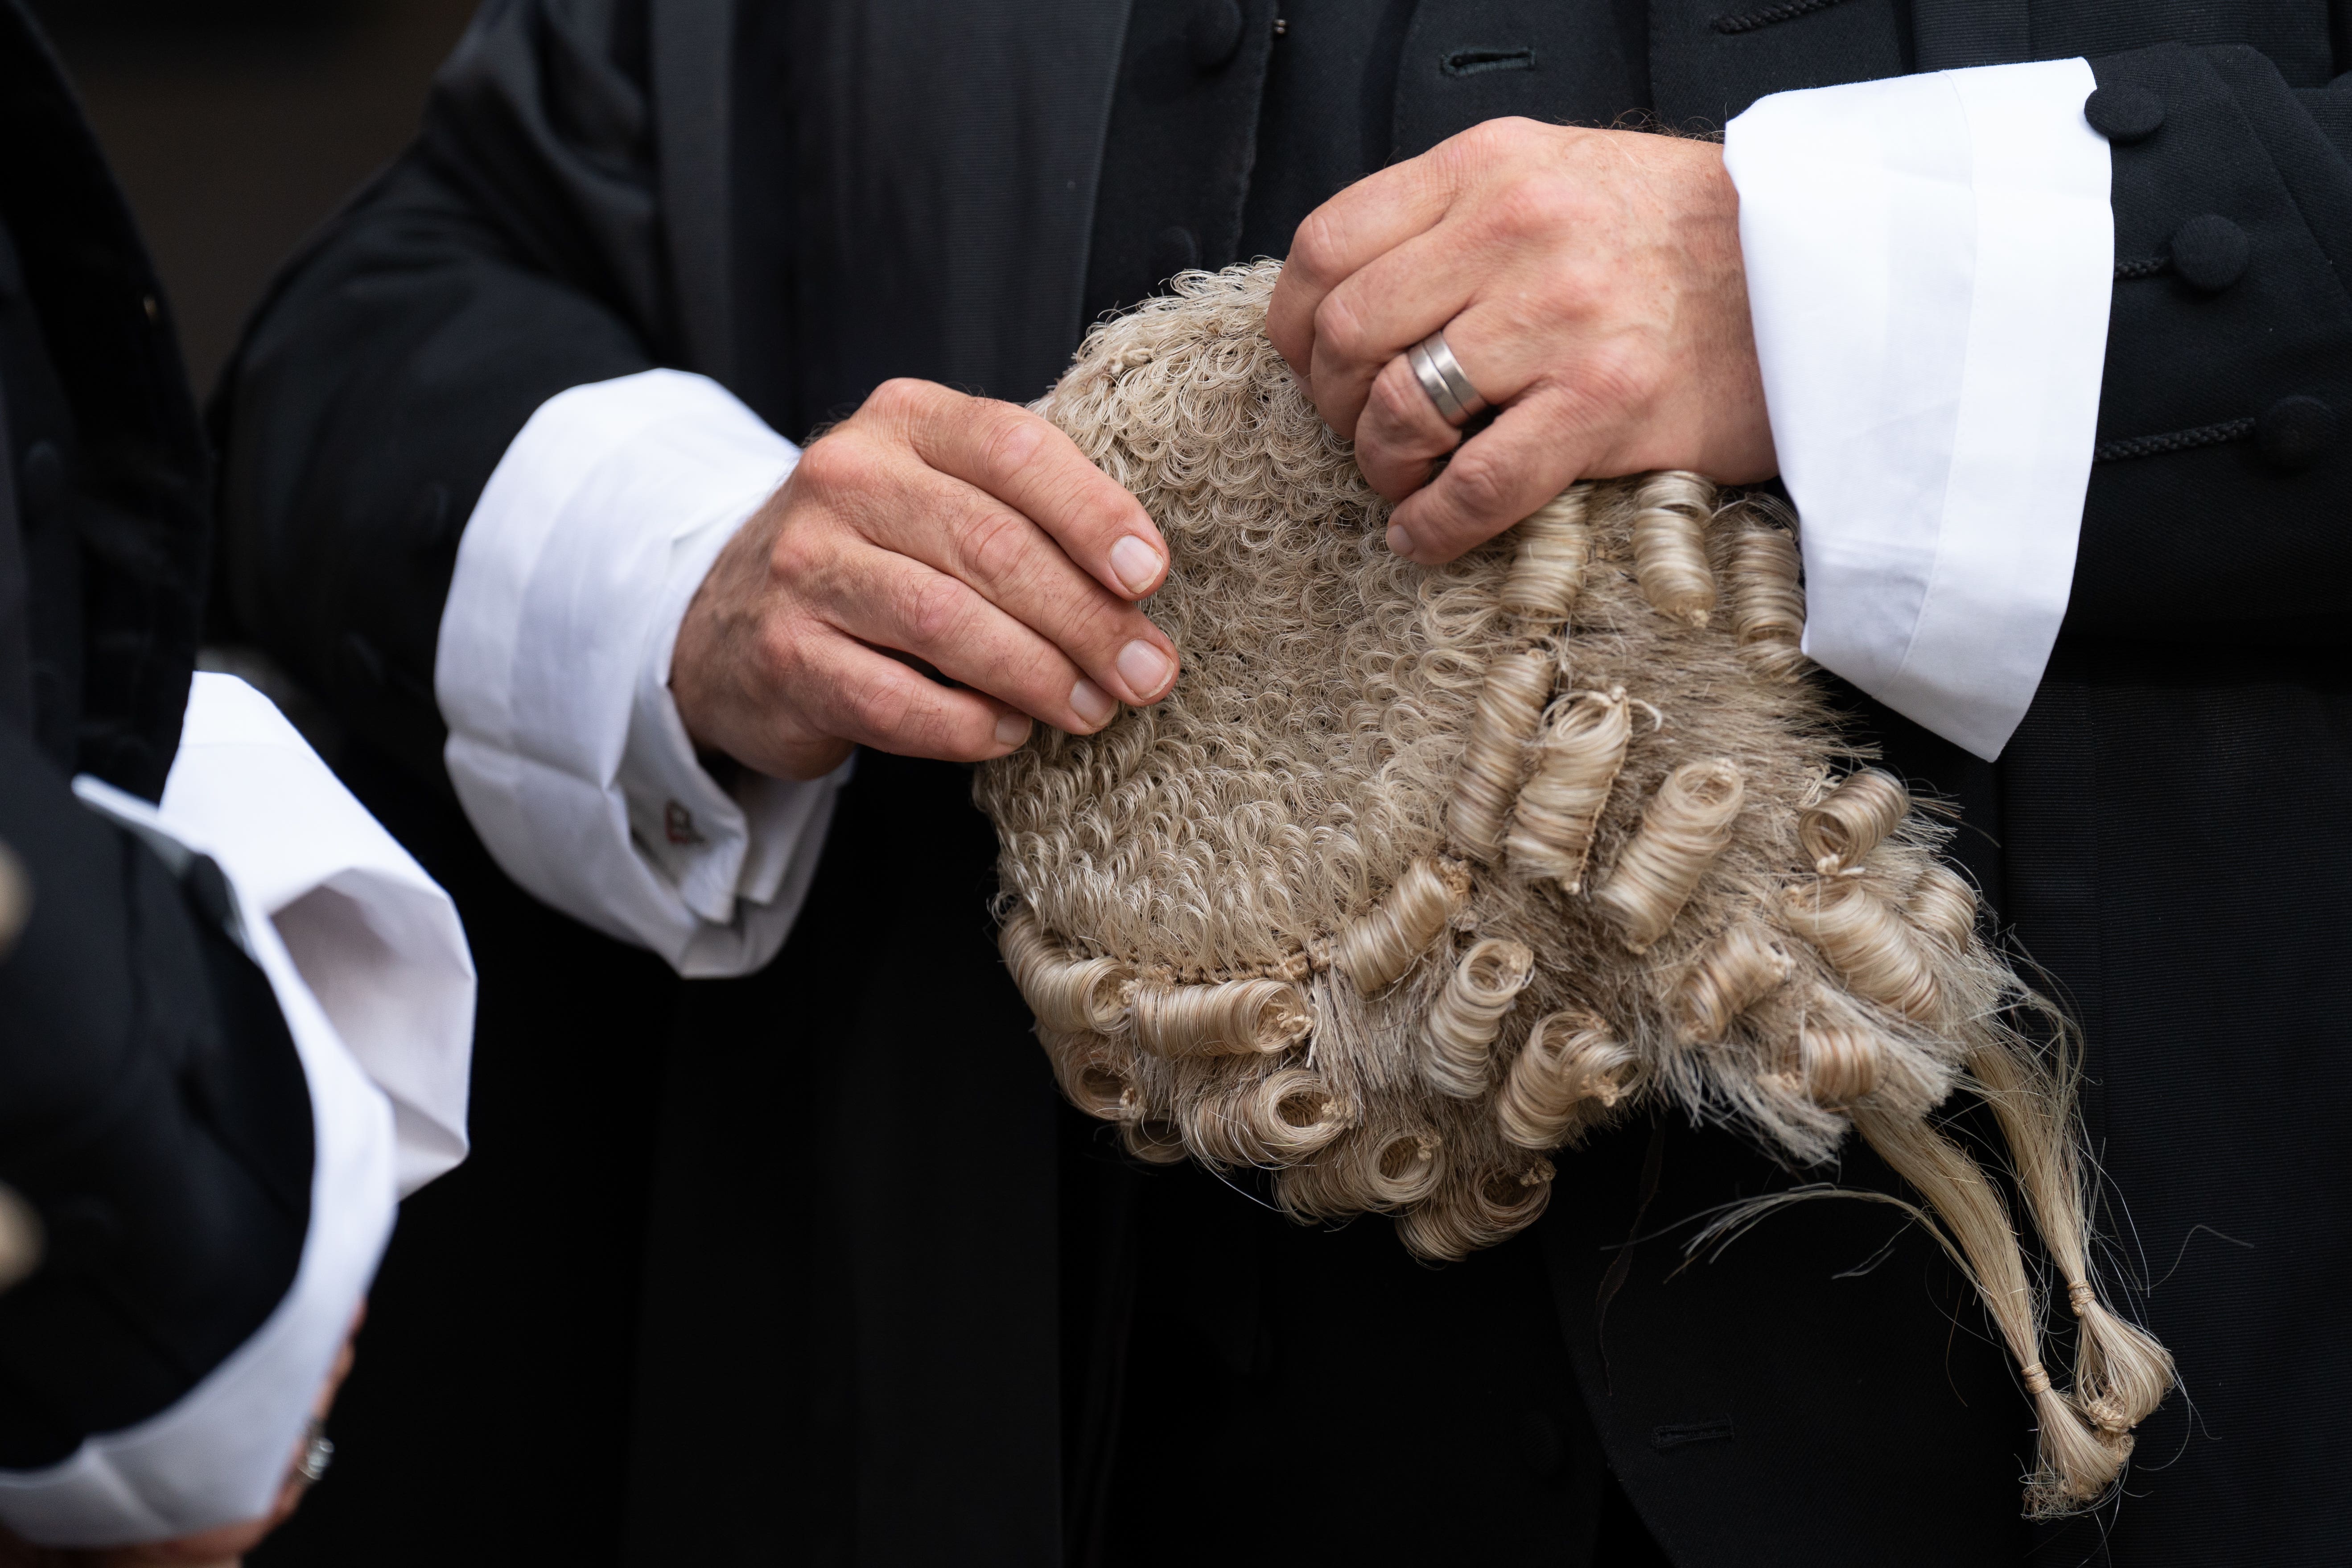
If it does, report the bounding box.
[0,732,404,1545]
[160,674,474,1195]
[435,368,846,978]
[1726,58,2113,761]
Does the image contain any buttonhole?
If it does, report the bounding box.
[1441,46,1534,77]
[1652,1416,1736,1453]
[1711,0,1852,34]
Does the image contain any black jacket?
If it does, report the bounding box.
[0,0,314,1477]
[217,2,2352,1565]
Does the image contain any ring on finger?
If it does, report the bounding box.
[296,1420,335,1484]
[1405,330,1491,428]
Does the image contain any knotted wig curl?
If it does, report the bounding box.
[975,262,2173,1515]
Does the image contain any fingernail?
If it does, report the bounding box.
[1386,523,1416,556]
[1116,639,1174,699]
[1109,535,1165,597]
[994,712,1034,748]
[1070,678,1115,728]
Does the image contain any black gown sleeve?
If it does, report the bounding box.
[2073,42,2352,645]
[0,718,312,1466]
[211,0,667,792]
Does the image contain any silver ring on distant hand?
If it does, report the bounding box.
[1406,330,1490,427]
[297,1420,336,1484]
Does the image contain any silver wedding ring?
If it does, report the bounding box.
[297,1420,336,1483]
[1406,330,1490,427]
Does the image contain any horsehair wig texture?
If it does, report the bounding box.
[1335,856,1469,992]
[1782,874,1942,1021]
[1422,936,1537,1098]
[1498,483,1594,624]
[1965,1034,2177,1445]
[1448,648,1556,863]
[975,261,2172,1513]
[1724,515,1810,680]
[1798,766,1910,873]
[1497,1007,1634,1150]
[1592,758,1745,953]
[1905,861,1980,953]
[1629,470,1719,626]
[1277,1123,1444,1216]
[1132,976,1314,1057]
[1506,687,1635,893]
[1670,921,1794,1045]
[1794,1006,1887,1108]
[1001,911,1134,1034]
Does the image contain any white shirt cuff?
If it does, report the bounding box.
[0,672,463,1545]
[1726,58,2113,761]
[435,369,848,979]
[159,674,475,1196]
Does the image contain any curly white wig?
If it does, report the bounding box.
[975,262,2171,1514]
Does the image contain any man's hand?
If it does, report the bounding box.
[1266,118,1775,565]
[671,379,1179,780]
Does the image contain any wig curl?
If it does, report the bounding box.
[976,262,2172,1514]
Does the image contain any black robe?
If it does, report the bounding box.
[219,2,2352,1564]
[0,0,316,1475]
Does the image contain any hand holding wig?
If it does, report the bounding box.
[977,262,2172,1515]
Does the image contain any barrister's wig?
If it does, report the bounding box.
[976,261,2174,1514]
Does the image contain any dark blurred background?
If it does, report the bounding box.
[36,0,477,397]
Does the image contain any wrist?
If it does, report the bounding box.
[667,573,730,758]
[1674,140,1773,481]
[667,480,783,763]
[665,495,852,784]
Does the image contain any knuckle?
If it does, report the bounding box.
[897,570,968,646]
[952,504,1033,584]
[766,515,832,587]
[1546,257,1609,316]
[1446,119,1510,175]
[1289,211,1343,280]
[843,670,916,740]
[867,377,933,417]
[1443,442,1516,519]
[1458,118,1511,157]
[792,436,842,490]
[1366,364,1433,431]
[1462,115,1541,161]
[928,709,992,763]
[976,403,1048,477]
[794,432,877,497]
[1488,175,1576,239]
[1063,591,1139,659]
[892,682,978,758]
[1314,291,1374,364]
[750,618,804,684]
[1578,345,1661,412]
[1066,485,1131,547]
